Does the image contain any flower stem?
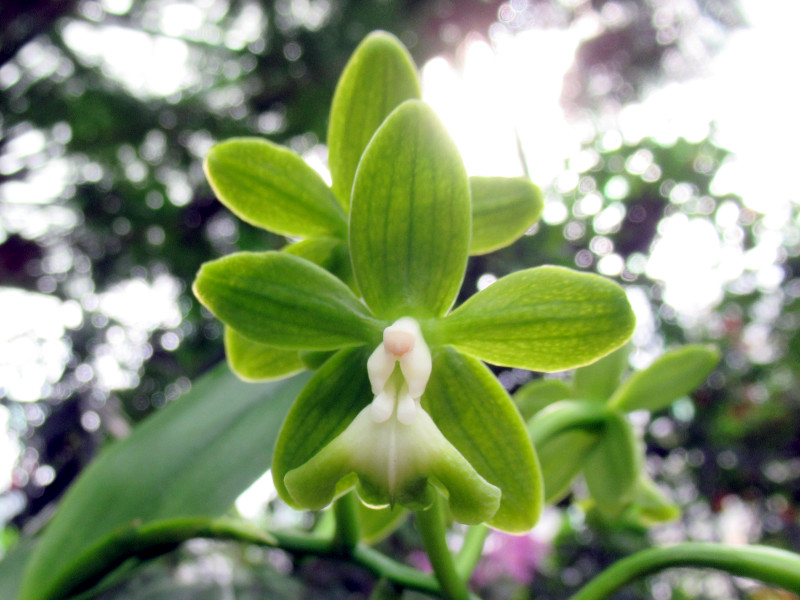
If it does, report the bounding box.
[332,492,360,552]
[415,496,471,600]
[369,578,404,600]
[569,542,800,600]
[456,525,489,581]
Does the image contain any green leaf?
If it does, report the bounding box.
[224,326,304,381]
[538,428,601,504]
[439,266,635,372]
[204,138,346,238]
[469,176,543,255]
[19,364,309,600]
[0,539,35,600]
[193,251,382,350]
[423,348,542,533]
[272,347,373,507]
[573,343,630,403]
[513,378,574,420]
[350,100,471,320]
[583,411,641,517]
[608,345,720,413]
[328,31,422,208]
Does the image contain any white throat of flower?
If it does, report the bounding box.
[366,317,432,426]
[284,316,501,522]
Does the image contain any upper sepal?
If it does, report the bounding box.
[573,343,630,403]
[328,31,422,208]
[350,100,471,320]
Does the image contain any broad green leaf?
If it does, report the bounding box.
[193,251,382,350]
[513,378,574,420]
[283,236,354,288]
[423,348,542,533]
[573,343,630,403]
[439,266,635,372]
[328,31,421,208]
[19,364,309,600]
[469,176,543,255]
[538,428,601,504]
[608,345,720,413]
[224,326,304,381]
[358,505,408,544]
[0,539,34,600]
[350,100,471,320]
[204,138,346,238]
[583,411,641,517]
[273,347,373,507]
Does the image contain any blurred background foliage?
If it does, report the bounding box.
[2,0,799,598]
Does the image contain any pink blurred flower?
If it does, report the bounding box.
[471,531,548,586]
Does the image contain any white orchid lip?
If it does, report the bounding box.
[366,317,432,425]
[283,317,501,523]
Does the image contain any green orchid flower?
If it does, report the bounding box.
[201,31,544,383]
[194,97,635,532]
[520,343,720,521]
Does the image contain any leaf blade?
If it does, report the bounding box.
[19,365,309,600]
